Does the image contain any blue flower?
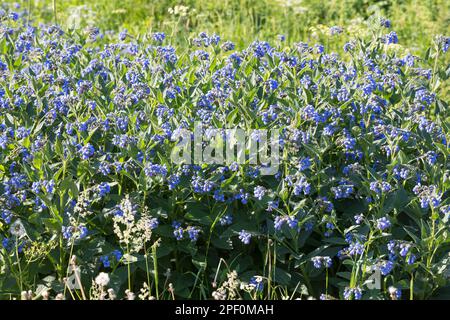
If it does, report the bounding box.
[112,250,123,261]
[173,227,184,240]
[426,151,437,165]
[344,287,362,300]
[145,163,168,177]
[221,41,235,51]
[389,287,401,300]
[238,230,251,244]
[287,216,298,229]
[332,182,353,199]
[298,157,311,171]
[329,26,343,35]
[79,143,95,160]
[347,241,364,256]
[98,182,111,198]
[343,41,355,52]
[9,12,19,21]
[1,210,13,224]
[385,31,398,44]
[1,237,11,251]
[249,276,264,292]
[274,216,285,230]
[168,174,180,190]
[354,214,364,225]
[0,134,8,149]
[78,226,88,239]
[213,190,225,202]
[399,244,411,257]
[387,241,397,254]
[119,29,128,41]
[100,255,110,268]
[380,260,394,275]
[187,226,201,241]
[312,257,322,269]
[147,217,159,230]
[62,226,73,240]
[265,79,278,92]
[377,217,391,231]
[254,186,266,200]
[311,256,333,269]
[407,254,417,265]
[293,177,311,195]
[219,214,233,226]
[380,18,391,28]
[266,200,279,212]
[354,288,362,300]
[152,32,165,43]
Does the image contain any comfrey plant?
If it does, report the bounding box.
[0,6,449,300]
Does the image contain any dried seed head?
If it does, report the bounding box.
[42,289,49,300]
[55,293,65,300]
[21,291,31,300]
[125,289,136,300]
[107,288,116,300]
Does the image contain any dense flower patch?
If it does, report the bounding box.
[0,8,449,300]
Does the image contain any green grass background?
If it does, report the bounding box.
[13,0,450,53]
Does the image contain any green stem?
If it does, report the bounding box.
[144,243,151,299]
[52,0,58,25]
[126,243,131,292]
[27,0,31,25]
[431,48,439,92]
[152,244,159,300]
[427,215,436,268]
[15,237,23,292]
[63,238,76,296]
[299,265,314,297]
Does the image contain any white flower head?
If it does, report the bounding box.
[10,219,26,237]
[388,286,397,295]
[95,272,110,287]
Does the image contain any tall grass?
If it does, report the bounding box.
[16,0,450,54]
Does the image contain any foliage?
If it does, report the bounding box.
[0,3,449,300]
